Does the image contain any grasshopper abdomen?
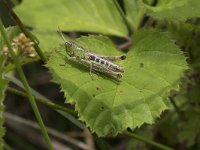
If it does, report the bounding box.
[88,55,124,73]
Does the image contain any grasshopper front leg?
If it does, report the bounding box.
[79,59,95,79]
[60,56,77,66]
[89,62,94,79]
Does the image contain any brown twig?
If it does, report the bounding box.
[5,112,90,150]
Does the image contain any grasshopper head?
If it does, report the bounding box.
[65,41,76,57]
[57,28,84,58]
[57,28,75,57]
[65,41,85,58]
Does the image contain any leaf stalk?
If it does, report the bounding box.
[124,131,175,150]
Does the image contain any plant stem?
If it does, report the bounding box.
[168,96,185,121]
[93,133,108,150]
[0,20,53,150]
[5,74,87,130]
[2,0,47,63]
[124,131,174,150]
[7,87,77,117]
[5,112,88,150]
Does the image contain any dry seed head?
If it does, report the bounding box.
[2,46,9,56]
[2,33,36,58]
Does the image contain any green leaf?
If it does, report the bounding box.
[46,29,188,136]
[14,0,128,37]
[1,26,63,54]
[0,55,9,149]
[163,21,200,70]
[143,0,200,21]
[32,29,64,53]
[124,0,153,30]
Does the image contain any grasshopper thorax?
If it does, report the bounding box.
[65,41,86,59]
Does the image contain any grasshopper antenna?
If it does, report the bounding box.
[57,27,67,43]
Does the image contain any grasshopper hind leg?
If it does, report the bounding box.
[103,70,123,79]
[100,55,126,62]
[92,65,123,79]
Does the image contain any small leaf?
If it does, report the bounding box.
[0,26,21,46]
[46,30,188,136]
[14,0,128,37]
[0,26,21,71]
[143,0,200,21]
[163,21,200,70]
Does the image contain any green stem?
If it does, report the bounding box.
[124,131,174,150]
[2,0,47,62]
[93,133,108,150]
[5,74,87,130]
[7,87,77,117]
[0,20,53,150]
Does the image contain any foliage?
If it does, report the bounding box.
[0,0,200,149]
[47,30,187,136]
[14,0,128,37]
[143,0,200,21]
[0,55,9,149]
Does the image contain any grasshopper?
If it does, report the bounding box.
[58,30,126,79]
